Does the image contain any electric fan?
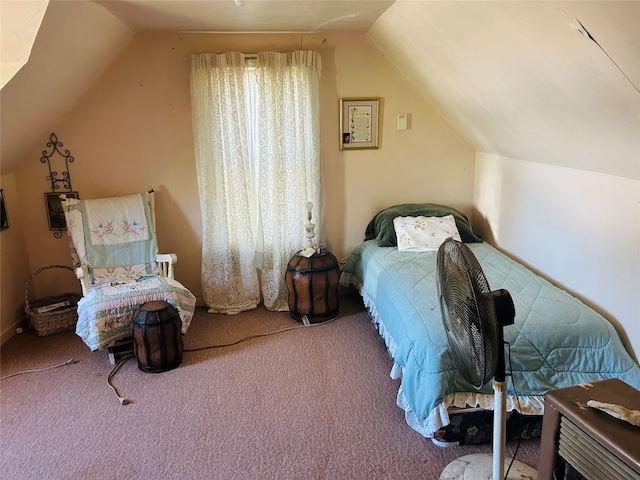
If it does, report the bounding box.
[436,238,537,480]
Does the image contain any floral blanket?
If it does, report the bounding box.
[76,275,196,351]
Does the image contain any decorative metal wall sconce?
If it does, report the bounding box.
[40,133,78,238]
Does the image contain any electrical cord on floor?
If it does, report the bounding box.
[107,314,341,405]
[0,358,77,381]
[183,314,340,353]
[107,353,135,405]
[14,313,29,334]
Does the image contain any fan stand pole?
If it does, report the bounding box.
[493,379,507,480]
[493,328,508,480]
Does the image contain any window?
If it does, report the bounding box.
[189,51,322,313]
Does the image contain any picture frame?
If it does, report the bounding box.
[339,97,380,150]
[45,192,78,231]
[0,189,9,230]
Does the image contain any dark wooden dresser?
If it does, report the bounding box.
[538,378,640,480]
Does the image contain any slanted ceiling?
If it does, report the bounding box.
[1,0,638,180]
[1,0,134,173]
[369,1,640,180]
[0,0,47,89]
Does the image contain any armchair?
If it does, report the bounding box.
[61,191,196,362]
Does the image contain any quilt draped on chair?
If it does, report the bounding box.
[63,193,196,352]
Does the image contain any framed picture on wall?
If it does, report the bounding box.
[339,97,381,150]
[45,192,78,230]
[0,189,9,230]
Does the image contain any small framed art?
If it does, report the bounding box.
[0,189,8,230]
[45,192,78,230]
[339,97,380,150]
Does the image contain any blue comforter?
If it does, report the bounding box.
[341,240,640,437]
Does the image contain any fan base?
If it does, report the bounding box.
[439,454,537,479]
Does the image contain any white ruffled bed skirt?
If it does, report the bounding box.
[341,272,544,438]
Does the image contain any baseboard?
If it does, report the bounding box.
[1,322,17,346]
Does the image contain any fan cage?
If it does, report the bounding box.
[437,238,500,388]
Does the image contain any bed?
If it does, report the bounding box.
[340,203,640,441]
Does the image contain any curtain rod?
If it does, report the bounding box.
[186,51,315,63]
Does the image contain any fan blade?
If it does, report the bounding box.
[437,238,500,388]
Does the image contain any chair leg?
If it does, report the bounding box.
[106,337,135,365]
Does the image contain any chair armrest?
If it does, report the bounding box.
[156,253,177,279]
[75,265,91,296]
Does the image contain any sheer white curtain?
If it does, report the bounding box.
[189,52,260,313]
[189,51,322,313]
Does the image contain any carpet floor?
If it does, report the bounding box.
[0,294,539,479]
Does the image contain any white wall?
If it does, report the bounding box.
[0,174,31,342]
[473,152,639,362]
[1,32,474,339]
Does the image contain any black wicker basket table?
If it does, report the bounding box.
[285,250,340,323]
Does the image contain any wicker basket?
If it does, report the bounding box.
[24,265,81,336]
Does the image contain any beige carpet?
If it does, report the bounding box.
[0,294,539,479]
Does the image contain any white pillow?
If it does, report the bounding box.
[393,214,462,252]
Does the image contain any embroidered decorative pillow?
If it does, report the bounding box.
[393,214,462,252]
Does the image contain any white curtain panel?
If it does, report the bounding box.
[255,51,322,310]
[189,51,322,313]
[189,52,261,313]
